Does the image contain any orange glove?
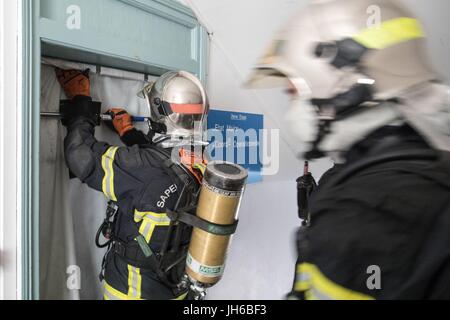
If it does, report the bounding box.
[55,68,91,99]
[106,108,134,137]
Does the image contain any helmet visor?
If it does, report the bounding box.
[165,102,205,115]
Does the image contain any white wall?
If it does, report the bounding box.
[407,0,450,82]
[0,0,21,300]
[179,0,450,300]
[180,0,332,300]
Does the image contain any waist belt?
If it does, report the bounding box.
[113,240,161,270]
[113,240,188,273]
[112,240,189,292]
[112,240,189,297]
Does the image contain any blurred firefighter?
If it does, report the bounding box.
[56,68,209,300]
[248,0,450,299]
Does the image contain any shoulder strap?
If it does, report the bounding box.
[145,145,201,206]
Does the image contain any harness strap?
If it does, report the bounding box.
[167,210,239,236]
[101,145,202,293]
[112,240,189,291]
[149,146,200,199]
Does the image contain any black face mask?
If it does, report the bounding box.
[303,84,375,160]
[312,84,374,119]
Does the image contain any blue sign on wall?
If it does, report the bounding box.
[207,110,264,184]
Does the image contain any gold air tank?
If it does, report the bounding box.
[186,161,248,286]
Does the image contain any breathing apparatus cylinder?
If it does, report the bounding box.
[186,161,248,287]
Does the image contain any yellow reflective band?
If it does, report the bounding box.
[353,17,425,50]
[139,220,157,243]
[134,210,146,223]
[101,147,119,201]
[143,212,172,225]
[127,265,142,300]
[295,263,374,300]
[135,210,172,250]
[294,280,310,292]
[193,163,207,175]
[104,281,129,300]
[136,211,170,248]
[134,210,172,225]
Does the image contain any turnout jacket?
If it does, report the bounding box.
[294,125,450,300]
[64,113,201,300]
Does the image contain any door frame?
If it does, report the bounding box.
[21,0,209,300]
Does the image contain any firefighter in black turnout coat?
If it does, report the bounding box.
[247,0,450,299]
[56,68,209,300]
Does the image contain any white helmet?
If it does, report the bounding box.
[247,0,446,159]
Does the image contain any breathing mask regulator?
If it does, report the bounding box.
[286,77,376,160]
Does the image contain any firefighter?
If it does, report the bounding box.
[56,68,209,300]
[247,0,450,299]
